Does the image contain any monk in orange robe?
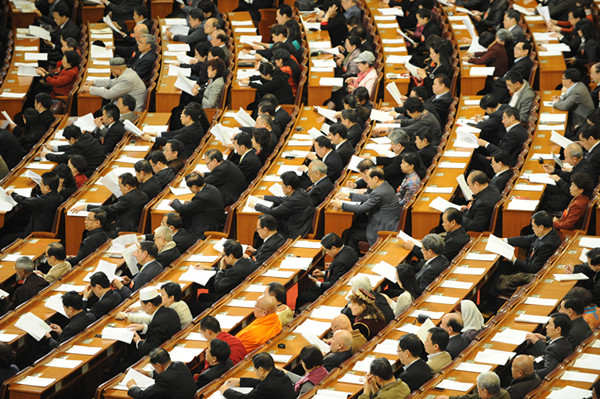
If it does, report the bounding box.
[236,295,282,352]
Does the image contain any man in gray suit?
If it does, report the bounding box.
[553,68,595,130]
[332,167,402,249]
[80,57,147,111]
[506,71,535,123]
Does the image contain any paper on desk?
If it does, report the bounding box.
[45,294,69,318]
[514,184,544,192]
[470,66,495,76]
[524,297,557,306]
[54,284,86,293]
[102,327,134,343]
[214,314,244,330]
[372,339,398,355]
[454,130,479,148]
[46,358,83,369]
[439,161,467,169]
[429,197,461,213]
[424,187,453,194]
[540,113,567,123]
[244,195,273,213]
[491,328,529,344]
[457,174,473,201]
[474,348,516,365]
[186,254,218,263]
[25,162,54,170]
[385,82,403,105]
[378,7,404,15]
[456,362,493,373]
[115,368,155,390]
[426,295,460,305]
[560,370,598,383]
[465,253,496,261]
[169,346,203,363]
[0,92,27,98]
[554,273,589,281]
[515,313,550,324]
[525,173,556,186]
[175,72,196,96]
[17,65,37,76]
[485,234,515,260]
[578,237,600,248]
[592,339,600,348]
[467,37,487,54]
[239,35,263,45]
[226,299,255,309]
[573,353,600,370]
[280,257,312,270]
[294,240,321,249]
[547,386,593,399]
[310,305,343,320]
[453,267,486,275]
[263,269,294,278]
[66,345,102,355]
[436,380,474,392]
[15,312,52,341]
[507,199,539,211]
[17,376,56,387]
[1,253,33,262]
[398,230,421,247]
[313,389,352,399]
[186,332,207,341]
[398,323,420,334]
[301,332,331,354]
[353,357,377,372]
[24,52,48,61]
[179,266,216,286]
[338,373,365,385]
[441,280,473,289]
[294,318,331,337]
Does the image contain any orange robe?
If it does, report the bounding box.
[236,313,282,352]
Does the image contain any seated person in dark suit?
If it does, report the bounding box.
[397,97,442,145]
[558,297,592,348]
[165,9,207,49]
[525,312,573,379]
[303,136,344,183]
[127,348,197,399]
[340,109,363,147]
[416,130,436,169]
[475,95,508,147]
[130,287,182,356]
[196,339,234,389]
[148,151,176,190]
[506,355,542,399]
[328,123,355,165]
[153,226,181,268]
[323,330,354,372]
[44,125,106,176]
[170,173,225,239]
[247,215,286,267]
[145,212,197,254]
[66,209,109,266]
[82,271,123,320]
[164,139,186,174]
[395,333,433,392]
[296,233,358,309]
[461,171,502,232]
[130,34,158,83]
[256,96,292,132]
[112,241,164,299]
[201,149,247,207]
[45,291,95,349]
[5,257,49,312]
[305,160,334,206]
[93,103,126,154]
[134,159,163,200]
[42,3,79,60]
[490,150,513,193]
[440,313,469,359]
[415,234,451,293]
[229,132,262,184]
[426,74,454,125]
[252,172,315,239]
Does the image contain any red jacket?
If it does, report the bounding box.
[45,66,79,97]
[469,42,508,77]
[553,194,589,230]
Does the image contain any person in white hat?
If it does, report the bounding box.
[129,286,181,355]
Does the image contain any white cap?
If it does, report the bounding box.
[140,286,160,301]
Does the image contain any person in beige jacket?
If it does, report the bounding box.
[425,327,452,374]
[34,243,72,284]
[359,358,410,399]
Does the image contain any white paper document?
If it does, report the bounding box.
[66,345,102,355]
[465,253,496,261]
[440,280,473,289]
[547,386,593,399]
[214,314,244,330]
[372,261,398,283]
[524,297,557,306]
[507,199,539,211]
[474,348,516,365]
[456,174,473,201]
[15,312,52,341]
[46,358,83,369]
[263,269,294,278]
[101,327,134,343]
[426,295,460,305]
[429,197,461,213]
[573,353,600,370]
[115,369,155,390]
[168,346,203,363]
[455,362,492,373]
[491,328,529,344]
[485,234,515,260]
[436,380,474,392]
[17,376,56,387]
[453,267,486,275]
[470,66,495,76]
[294,319,331,337]
[579,237,600,248]
[44,294,69,318]
[179,267,216,286]
[279,257,312,270]
[301,332,331,354]
[74,113,97,132]
[553,273,589,281]
[514,313,550,324]
[560,370,598,383]
[398,230,421,247]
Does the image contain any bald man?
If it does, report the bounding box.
[329,314,366,353]
[506,355,541,399]
[236,295,282,352]
[323,330,353,372]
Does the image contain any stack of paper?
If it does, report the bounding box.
[168,346,203,362]
[474,348,516,365]
[102,327,134,343]
[372,261,397,283]
[279,257,312,270]
[115,369,155,390]
[485,234,515,260]
[179,267,216,286]
[429,197,461,213]
[15,312,52,341]
[491,328,529,344]
[214,314,244,330]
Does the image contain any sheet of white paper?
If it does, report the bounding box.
[429,197,461,213]
[46,358,83,369]
[15,312,52,341]
[485,234,515,260]
[453,267,486,275]
[465,253,496,261]
[102,327,134,343]
[514,314,550,324]
[456,362,493,373]
[436,380,474,392]
[440,280,474,289]
[179,267,216,286]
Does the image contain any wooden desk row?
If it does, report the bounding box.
[0,33,39,118]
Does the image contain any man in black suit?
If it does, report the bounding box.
[399,97,442,145]
[461,171,502,232]
[305,161,334,206]
[440,313,469,359]
[492,40,534,103]
[145,212,197,254]
[148,151,176,190]
[201,149,247,207]
[134,159,162,200]
[170,173,225,239]
[440,208,471,261]
[507,355,541,399]
[74,173,148,235]
[505,211,562,274]
[153,226,181,268]
[45,291,95,349]
[296,233,358,309]
[130,34,158,82]
[93,103,126,154]
[323,330,354,372]
[415,234,451,292]
[45,125,106,175]
[526,312,573,379]
[165,9,207,49]
[490,150,513,194]
[341,109,363,147]
[475,95,509,147]
[164,139,186,174]
[416,131,436,169]
[253,172,315,239]
[303,136,343,183]
[259,97,291,132]
[578,126,600,183]
[6,257,49,311]
[396,333,433,391]
[374,129,415,190]
[230,132,262,184]
[590,63,600,109]
[82,271,123,320]
[475,106,528,175]
[131,287,181,356]
[558,297,592,348]
[220,353,296,399]
[67,209,109,266]
[43,2,78,59]
[328,123,355,165]
[112,241,164,299]
[143,103,205,158]
[127,348,197,399]
[426,74,453,125]
[247,215,286,267]
[195,339,234,389]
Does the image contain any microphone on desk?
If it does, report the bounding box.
[538,157,544,165]
[417,314,431,324]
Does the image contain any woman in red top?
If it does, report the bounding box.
[553,173,593,230]
[38,50,81,97]
[463,30,508,77]
[67,154,88,187]
[273,48,300,96]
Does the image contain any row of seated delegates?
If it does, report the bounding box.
[28,50,81,102]
[38,2,79,63]
[108,24,158,83]
[378,96,443,147]
[240,62,295,110]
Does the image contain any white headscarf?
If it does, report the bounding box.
[460,300,484,332]
[346,275,372,300]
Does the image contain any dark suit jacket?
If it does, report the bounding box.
[171,184,225,238]
[85,289,123,320]
[490,169,512,193]
[156,122,204,158]
[119,260,164,298]
[214,258,256,294]
[585,143,600,183]
[46,133,106,174]
[131,51,157,82]
[532,337,572,379]
[137,306,181,355]
[51,19,78,47]
[152,168,176,190]
[566,316,592,348]
[224,368,296,399]
[157,246,181,268]
[10,273,49,309]
[462,185,502,232]
[10,190,62,233]
[91,189,149,233]
[252,233,286,266]
[419,144,437,169]
[321,246,358,291]
[416,255,450,292]
[100,121,126,154]
[204,160,247,206]
[476,0,508,31]
[321,12,348,47]
[335,140,355,165]
[307,176,334,206]
[274,107,291,131]
[196,359,233,389]
[322,150,344,182]
[323,349,353,372]
[446,334,469,359]
[485,123,528,166]
[139,178,163,199]
[507,373,541,399]
[397,359,433,392]
[129,361,197,399]
[0,130,25,168]
[425,91,453,124]
[67,228,109,265]
[48,311,95,348]
[476,104,508,146]
[444,227,470,261]
[173,229,197,253]
[257,189,315,239]
[232,149,262,184]
[507,229,562,273]
[347,124,363,147]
